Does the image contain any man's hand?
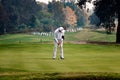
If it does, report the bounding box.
[57,41,61,45]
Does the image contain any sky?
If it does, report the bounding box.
[36,0,95,8]
[35,0,53,4]
[35,0,95,13]
[36,0,78,4]
[85,1,95,15]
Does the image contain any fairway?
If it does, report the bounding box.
[0,30,120,79]
[0,43,120,73]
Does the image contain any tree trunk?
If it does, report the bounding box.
[116,13,120,43]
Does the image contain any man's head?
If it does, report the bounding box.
[59,27,64,32]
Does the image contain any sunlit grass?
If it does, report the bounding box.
[0,29,119,79]
[0,43,120,73]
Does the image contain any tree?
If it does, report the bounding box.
[48,1,65,29]
[63,6,77,28]
[89,13,100,26]
[77,0,120,43]
[94,0,116,34]
[0,3,9,34]
[63,2,85,27]
[37,10,54,32]
[0,0,40,33]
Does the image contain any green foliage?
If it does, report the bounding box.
[0,0,87,34]
[0,0,41,34]
[64,2,85,27]
[48,1,65,28]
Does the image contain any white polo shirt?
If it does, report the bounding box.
[54,28,65,43]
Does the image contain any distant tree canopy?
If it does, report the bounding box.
[0,0,99,35]
[0,0,41,34]
[77,0,120,43]
[48,1,65,28]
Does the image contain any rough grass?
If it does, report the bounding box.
[74,29,116,42]
[0,29,116,44]
[0,72,120,80]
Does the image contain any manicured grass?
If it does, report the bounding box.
[0,44,120,72]
[0,29,119,79]
[0,34,53,44]
[0,43,120,79]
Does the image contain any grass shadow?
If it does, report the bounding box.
[0,67,26,72]
[93,30,116,35]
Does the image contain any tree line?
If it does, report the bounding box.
[1,0,96,35]
[0,0,101,35]
[0,0,40,34]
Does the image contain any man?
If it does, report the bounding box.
[52,27,65,60]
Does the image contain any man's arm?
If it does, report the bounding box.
[54,31,58,43]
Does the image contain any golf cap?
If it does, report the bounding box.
[59,27,64,32]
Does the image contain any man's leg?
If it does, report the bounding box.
[53,41,57,59]
[60,41,64,59]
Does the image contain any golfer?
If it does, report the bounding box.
[52,27,65,59]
